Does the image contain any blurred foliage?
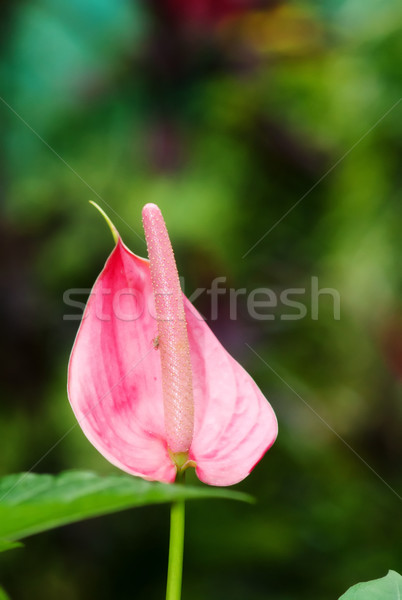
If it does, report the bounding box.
[0,0,401,598]
[0,587,11,600]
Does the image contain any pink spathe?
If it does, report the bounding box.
[68,204,277,486]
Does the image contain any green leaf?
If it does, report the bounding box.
[339,570,402,599]
[0,586,11,600]
[0,471,252,544]
[0,539,23,553]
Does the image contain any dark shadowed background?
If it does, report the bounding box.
[1,0,402,598]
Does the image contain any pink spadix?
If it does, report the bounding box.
[142,204,194,456]
[68,203,277,486]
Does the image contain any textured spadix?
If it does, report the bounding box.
[142,204,194,454]
[67,204,277,486]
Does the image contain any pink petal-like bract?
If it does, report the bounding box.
[67,204,277,486]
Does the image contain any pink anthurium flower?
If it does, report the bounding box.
[68,203,277,486]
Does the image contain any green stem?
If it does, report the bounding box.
[166,473,186,600]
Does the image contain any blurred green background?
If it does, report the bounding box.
[1,0,402,598]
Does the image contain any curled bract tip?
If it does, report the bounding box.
[89,201,119,244]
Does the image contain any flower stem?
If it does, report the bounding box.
[166,473,186,600]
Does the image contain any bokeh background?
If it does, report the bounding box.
[1,0,402,598]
